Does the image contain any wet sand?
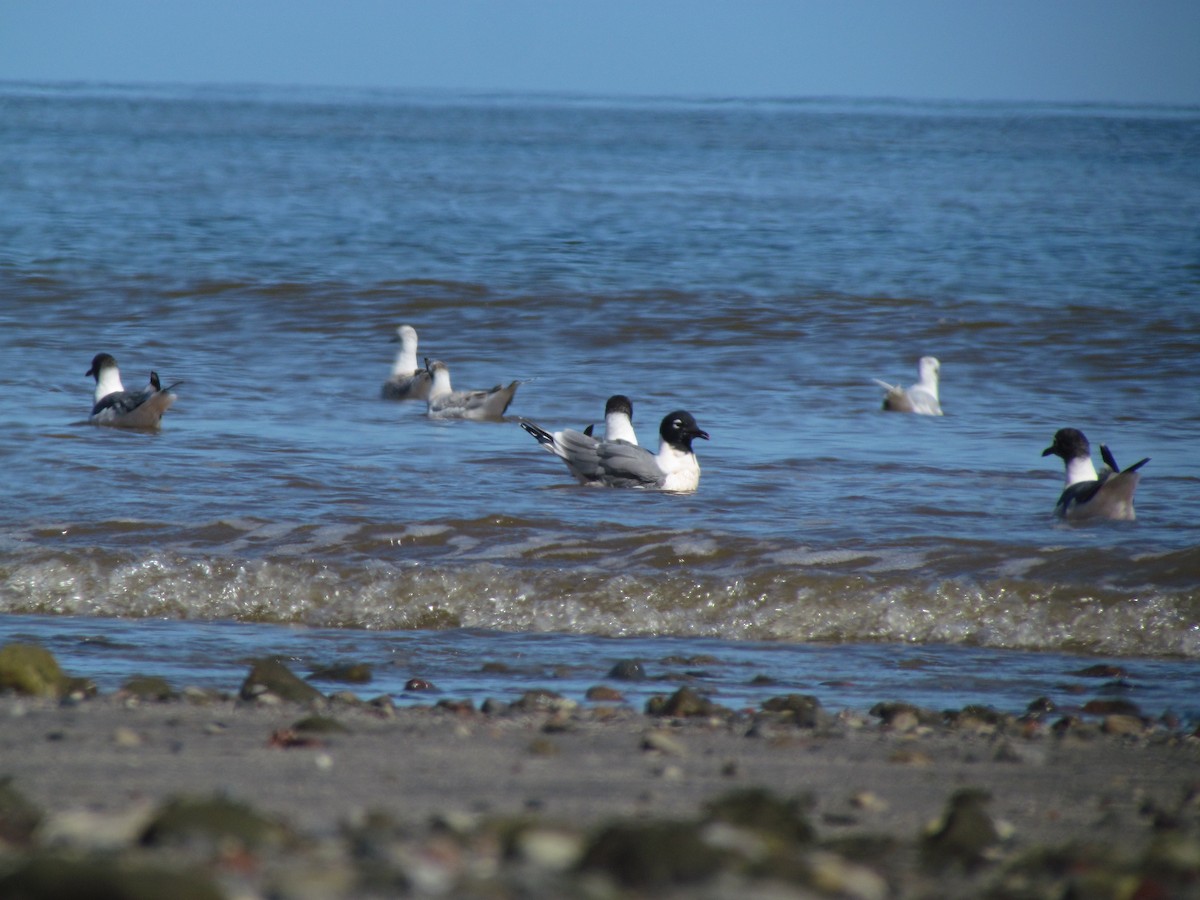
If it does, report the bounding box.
[1,684,1198,898]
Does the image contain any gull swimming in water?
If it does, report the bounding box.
[581,395,639,445]
[381,324,432,401]
[85,352,180,429]
[424,358,520,420]
[874,356,943,415]
[1041,427,1149,521]
[520,409,709,492]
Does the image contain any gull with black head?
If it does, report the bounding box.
[1042,427,1149,521]
[85,352,181,429]
[521,409,709,492]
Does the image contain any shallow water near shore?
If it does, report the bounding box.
[6,613,1200,725]
[1,83,1198,720]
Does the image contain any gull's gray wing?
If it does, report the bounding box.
[431,381,519,418]
[552,428,607,481]
[91,387,153,418]
[593,439,666,489]
[551,430,660,486]
[523,423,661,488]
[381,370,432,401]
[89,385,176,428]
[475,381,519,416]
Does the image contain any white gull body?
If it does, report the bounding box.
[874,356,943,415]
[582,394,639,446]
[424,359,519,420]
[381,324,432,401]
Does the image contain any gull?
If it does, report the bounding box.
[582,395,639,445]
[1042,427,1149,521]
[381,324,432,401]
[521,409,709,492]
[874,356,943,415]
[424,358,519,420]
[85,352,180,429]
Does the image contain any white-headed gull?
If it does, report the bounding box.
[874,356,943,415]
[424,358,519,420]
[381,324,432,401]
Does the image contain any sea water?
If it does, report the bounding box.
[1,83,1198,719]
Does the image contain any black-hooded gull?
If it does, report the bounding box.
[1042,427,1149,521]
[85,353,180,429]
[521,409,709,492]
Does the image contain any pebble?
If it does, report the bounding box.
[889,748,933,766]
[0,643,70,698]
[851,791,889,814]
[760,693,826,728]
[646,686,725,718]
[368,695,397,717]
[585,685,624,702]
[870,701,940,729]
[239,658,325,705]
[607,659,646,681]
[510,690,576,713]
[1103,714,1147,736]
[182,686,222,705]
[808,849,889,900]
[37,803,156,850]
[512,827,584,871]
[886,710,920,734]
[293,715,350,735]
[112,727,142,748]
[118,675,177,703]
[921,788,1001,869]
[641,729,687,757]
[1084,698,1143,717]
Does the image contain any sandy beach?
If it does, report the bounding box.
[1,650,1199,898]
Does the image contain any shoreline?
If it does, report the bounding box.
[2,656,1199,897]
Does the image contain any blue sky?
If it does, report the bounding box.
[2,1,1197,105]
